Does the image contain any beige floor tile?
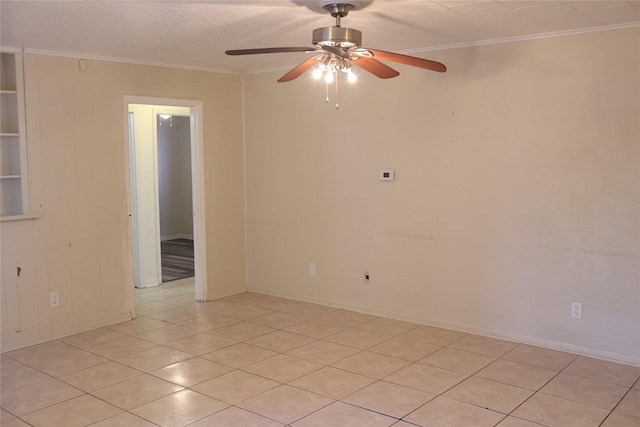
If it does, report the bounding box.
[384,362,468,394]
[91,375,182,410]
[1,418,31,427]
[58,361,142,392]
[324,328,393,350]
[601,412,640,427]
[289,366,375,399]
[513,393,609,427]
[177,313,240,332]
[503,344,577,371]
[369,337,441,361]
[333,351,411,379]
[20,395,121,427]
[245,330,316,353]
[15,347,108,377]
[564,356,640,387]
[284,319,350,339]
[287,340,361,365]
[317,309,378,327]
[134,324,199,345]
[190,299,243,314]
[400,325,467,346]
[215,305,274,321]
[131,389,228,427]
[148,307,204,323]
[0,378,84,416]
[444,376,533,414]
[496,416,547,426]
[61,328,128,349]
[221,292,275,306]
[278,301,339,318]
[343,380,435,419]
[243,354,323,383]
[135,301,173,316]
[200,342,277,368]
[191,370,280,404]
[1,357,51,393]
[404,396,506,427]
[239,384,333,425]
[209,322,275,341]
[151,357,233,387]
[116,345,193,372]
[292,401,396,427]
[419,347,496,374]
[447,334,519,357]
[88,411,158,426]
[615,389,640,418]
[5,340,76,367]
[136,288,185,301]
[107,316,168,335]
[250,311,309,329]
[356,317,420,336]
[166,332,236,355]
[1,408,16,422]
[541,372,628,410]
[87,336,158,359]
[189,406,285,426]
[476,359,558,390]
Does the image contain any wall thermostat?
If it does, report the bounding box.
[379,169,395,181]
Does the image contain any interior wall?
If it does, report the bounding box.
[0,54,246,351]
[244,28,640,365]
[158,115,193,240]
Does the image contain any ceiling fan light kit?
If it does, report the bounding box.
[226,1,446,107]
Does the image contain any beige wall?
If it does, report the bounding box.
[244,28,640,364]
[1,54,246,351]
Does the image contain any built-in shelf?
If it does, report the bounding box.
[0,52,29,218]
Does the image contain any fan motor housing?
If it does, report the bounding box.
[313,26,362,48]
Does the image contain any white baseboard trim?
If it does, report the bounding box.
[247,287,640,368]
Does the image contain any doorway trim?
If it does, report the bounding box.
[124,95,207,309]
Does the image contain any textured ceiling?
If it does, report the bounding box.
[1,0,639,74]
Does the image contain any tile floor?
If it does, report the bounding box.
[2,278,639,426]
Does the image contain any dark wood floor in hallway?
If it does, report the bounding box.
[161,238,194,282]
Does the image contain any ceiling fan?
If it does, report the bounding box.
[225,1,447,83]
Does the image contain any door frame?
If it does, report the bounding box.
[123,96,207,308]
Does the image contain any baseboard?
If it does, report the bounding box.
[247,287,640,368]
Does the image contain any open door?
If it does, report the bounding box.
[124,96,207,307]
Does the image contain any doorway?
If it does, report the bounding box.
[124,96,207,305]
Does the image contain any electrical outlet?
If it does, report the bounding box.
[571,302,582,319]
[308,263,316,276]
[50,291,60,308]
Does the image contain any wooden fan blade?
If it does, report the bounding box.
[278,56,321,82]
[226,47,315,55]
[351,56,399,79]
[367,49,447,72]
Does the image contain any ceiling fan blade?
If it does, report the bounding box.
[367,49,447,73]
[278,56,321,82]
[351,56,399,79]
[226,47,315,55]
